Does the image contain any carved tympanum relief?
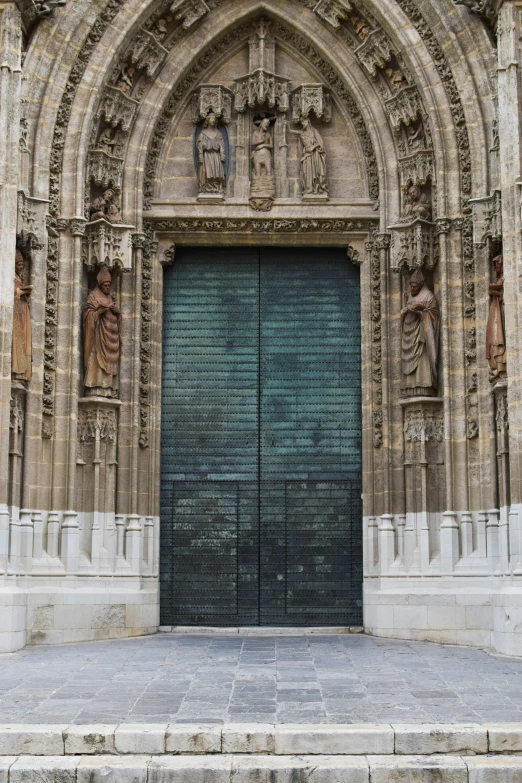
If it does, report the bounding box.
[401,270,440,398]
[289,117,329,201]
[12,250,32,383]
[486,255,507,382]
[82,267,122,398]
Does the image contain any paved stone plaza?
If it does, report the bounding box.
[0,633,521,726]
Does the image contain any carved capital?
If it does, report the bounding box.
[70,219,87,237]
[436,218,452,236]
[131,232,147,249]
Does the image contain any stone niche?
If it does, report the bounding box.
[156,37,368,203]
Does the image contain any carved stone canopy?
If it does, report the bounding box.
[127,30,168,79]
[398,150,435,189]
[314,0,353,29]
[355,28,395,78]
[234,71,290,114]
[100,87,139,133]
[389,218,438,272]
[385,86,422,133]
[88,149,124,192]
[170,0,209,29]
[291,84,332,123]
[82,220,135,272]
[192,85,233,124]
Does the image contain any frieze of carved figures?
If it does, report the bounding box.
[12,250,32,383]
[289,118,329,202]
[82,267,122,399]
[401,270,440,398]
[196,113,227,200]
[250,117,276,212]
[486,255,507,383]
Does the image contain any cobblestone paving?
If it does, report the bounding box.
[0,634,521,725]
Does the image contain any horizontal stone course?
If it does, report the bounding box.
[0,724,521,758]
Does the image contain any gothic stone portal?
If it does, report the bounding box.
[160,247,362,626]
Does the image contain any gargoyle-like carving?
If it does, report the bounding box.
[385,86,422,133]
[314,0,353,28]
[170,0,209,29]
[291,84,332,123]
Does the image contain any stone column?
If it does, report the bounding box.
[0,2,22,531]
[498,1,522,535]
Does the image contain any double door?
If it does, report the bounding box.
[160,247,362,626]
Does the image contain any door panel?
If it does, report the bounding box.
[160,247,260,626]
[259,249,362,625]
[160,247,362,627]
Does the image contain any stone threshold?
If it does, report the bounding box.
[159,626,365,635]
[0,723,521,756]
[0,754,521,781]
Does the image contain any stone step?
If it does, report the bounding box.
[0,723,521,756]
[1,753,522,781]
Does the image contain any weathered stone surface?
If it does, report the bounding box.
[230,755,369,783]
[222,724,275,754]
[77,755,150,783]
[369,755,467,783]
[487,723,522,753]
[165,725,222,754]
[114,726,166,755]
[149,755,232,783]
[9,756,79,783]
[274,725,394,755]
[63,726,117,755]
[393,724,488,755]
[465,755,522,783]
[0,726,66,755]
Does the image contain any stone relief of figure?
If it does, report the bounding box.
[97,128,118,155]
[250,117,276,211]
[402,184,431,221]
[350,15,371,41]
[406,124,425,151]
[152,15,172,41]
[385,68,407,93]
[117,64,135,95]
[289,117,328,198]
[486,254,507,382]
[401,269,440,397]
[83,267,122,398]
[90,189,122,223]
[12,250,33,382]
[197,112,226,195]
[251,117,273,179]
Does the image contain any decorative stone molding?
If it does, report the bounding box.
[354,28,395,78]
[384,86,422,133]
[467,419,479,439]
[170,0,209,29]
[389,219,437,271]
[149,217,378,234]
[398,150,435,189]
[81,220,135,272]
[139,227,156,449]
[101,87,139,133]
[77,407,117,443]
[126,29,168,78]
[192,85,233,123]
[495,388,508,433]
[87,150,124,191]
[366,233,389,449]
[291,84,332,122]
[314,0,353,29]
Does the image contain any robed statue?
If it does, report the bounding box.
[486,255,507,382]
[289,118,328,197]
[12,249,32,382]
[251,117,274,179]
[401,269,440,397]
[197,113,226,195]
[83,267,121,397]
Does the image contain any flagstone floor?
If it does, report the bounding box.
[0,633,521,725]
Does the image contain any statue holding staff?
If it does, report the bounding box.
[401,269,440,397]
[83,267,121,398]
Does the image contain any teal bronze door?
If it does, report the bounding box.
[160,247,362,626]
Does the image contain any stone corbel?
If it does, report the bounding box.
[291,84,332,123]
[126,30,168,78]
[82,219,135,272]
[101,87,139,133]
[170,0,209,29]
[192,85,233,124]
[388,218,437,271]
[398,150,435,190]
[314,0,353,29]
[354,28,395,78]
[87,150,124,192]
[384,86,422,133]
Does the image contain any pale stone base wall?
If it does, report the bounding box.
[365,578,522,656]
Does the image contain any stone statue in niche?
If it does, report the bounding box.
[12,249,32,382]
[402,184,431,221]
[289,117,329,201]
[90,189,122,223]
[83,267,121,398]
[406,124,425,151]
[486,254,507,382]
[97,128,118,155]
[401,269,440,398]
[250,117,276,211]
[197,112,226,198]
